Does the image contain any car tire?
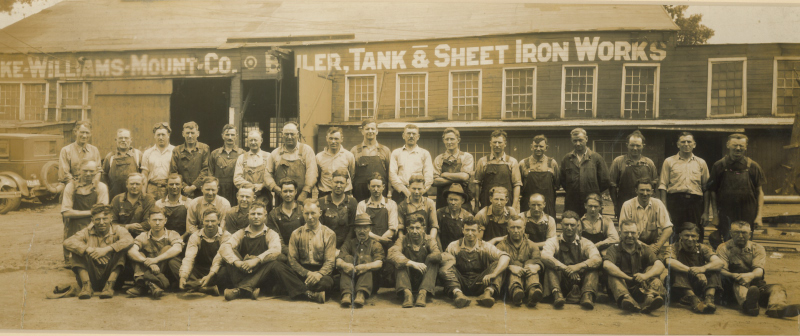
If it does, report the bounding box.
[0,185,21,214]
[40,161,61,194]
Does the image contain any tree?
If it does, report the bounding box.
[664,5,715,45]
[0,0,37,15]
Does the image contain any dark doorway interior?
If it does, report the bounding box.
[170,78,231,150]
[241,78,298,152]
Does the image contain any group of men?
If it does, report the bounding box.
[51,118,799,319]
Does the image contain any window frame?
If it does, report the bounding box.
[561,64,598,119]
[707,57,747,118]
[501,66,537,120]
[448,69,482,121]
[772,56,800,117]
[343,74,378,122]
[394,72,429,119]
[0,81,50,121]
[56,81,92,122]
[620,63,660,119]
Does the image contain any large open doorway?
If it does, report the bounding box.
[170,78,231,149]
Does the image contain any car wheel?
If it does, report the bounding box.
[0,185,21,214]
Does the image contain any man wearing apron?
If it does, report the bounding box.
[141,122,174,201]
[609,131,658,219]
[178,207,229,296]
[170,121,210,199]
[102,128,142,200]
[266,122,317,207]
[61,160,109,264]
[389,124,434,206]
[154,174,189,237]
[666,223,723,314]
[659,132,710,243]
[519,135,559,218]
[559,128,611,217]
[397,174,439,240]
[234,129,273,213]
[473,129,522,211]
[707,134,766,246]
[436,184,474,250]
[619,178,673,263]
[441,219,511,308]
[433,127,474,213]
[580,193,619,253]
[266,178,305,261]
[474,186,518,242]
[518,194,557,249]
[125,208,184,298]
[541,211,602,309]
[110,173,156,240]
[316,127,355,199]
[58,121,102,194]
[319,168,358,248]
[350,119,391,202]
[209,124,244,206]
[355,173,399,289]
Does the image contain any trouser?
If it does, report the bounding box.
[70,250,127,291]
[722,276,788,309]
[299,264,335,293]
[339,254,386,296]
[668,193,705,243]
[544,268,599,296]
[670,270,722,298]
[340,271,374,297]
[219,257,308,298]
[506,261,542,293]
[135,258,182,290]
[443,261,505,297]
[395,261,439,294]
[607,272,665,306]
[146,179,166,201]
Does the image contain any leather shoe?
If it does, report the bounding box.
[99,281,115,299]
[224,288,240,301]
[527,288,543,307]
[620,295,640,312]
[354,291,366,308]
[78,281,92,300]
[415,290,427,307]
[641,295,664,314]
[340,293,352,307]
[147,282,164,299]
[703,295,716,313]
[402,289,414,308]
[476,289,495,307]
[511,288,524,306]
[580,292,594,310]
[307,291,325,304]
[453,291,470,308]
[552,290,566,308]
[743,286,760,316]
[766,304,800,318]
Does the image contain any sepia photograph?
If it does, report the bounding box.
[0,0,798,334]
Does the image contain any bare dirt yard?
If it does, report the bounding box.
[0,203,798,334]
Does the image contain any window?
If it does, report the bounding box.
[261,117,298,149]
[503,67,536,119]
[460,140,490,161]
[345,75,376,121]
[396,73,427,118]
[449,70,481,120]
[593,140,626,166]
[774,58,800,116]
[708,58,746,117]
[0,140,8,158]
[0,83,48,121]
[622,65,659,119]
[562,65,597,118]
[34,140,57,157]
[58,82,92,122]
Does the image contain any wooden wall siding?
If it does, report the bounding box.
[745,128,793,195]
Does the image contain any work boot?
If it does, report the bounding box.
[99,281,115,299]
[453,291,470,308]
[766,304,800,318]
[78,281,92,300]
[552,290,566,308]
[224,288,240,301]
[477,289,495,307]
[685,294,708,314]
[565,284,581,304]
[126,284,146,297]
[703,295,716,313]
[402,289,414,308]
[620,295,641,313]
[527,287,543,307]
[743,286,760,316]
[415,290,427,307]
[580,292,594,310]
[306,291,325,304]
[641,295,664,314]
[340,293,352,307]
[353,291,366,308]
[250,288,260,300]
[147,282,164,299]
[200,286,220,297]
[511,288,525,306]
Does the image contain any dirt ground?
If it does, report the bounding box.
[0,202,798,334]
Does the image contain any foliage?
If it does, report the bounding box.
[0,0,36,15]
[664,5,715,45]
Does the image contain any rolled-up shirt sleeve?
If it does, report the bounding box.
[179,233,201,279]
[580,239,603,268]
[483,241,509,261]
[509,158,523,187]
[110,226,134,251]
[258,230,283,262]
[387,201,399,232]
[302,145,318,194]
[389,149,404,193]
[423,150,434,191]
[233,155,248,188]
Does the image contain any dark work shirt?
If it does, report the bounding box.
[338,237,385,265]
[209,147,245,180]
[170,142,210,188]
[604,242,657,276]
[706,156,766,196]
[266,204,305,248]
[559,148,611,195]
[319,194,358,248]
[111,192,155,232]
[223,206,251,234]
[670,243,716,267]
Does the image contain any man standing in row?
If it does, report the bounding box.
[659,132,710,242]
[433,128,474,212]
[519,135,558,218]
[171,121,210,198]
[102,128,142,200]
[390,124,433,205]
[59,121,101,193]
[474,129,521,211]
[234,129,272,212]
[266,122,317,206]
[209,124,244,206]
[142,122,174,200]
[560,128,610,217]
[110,173,155,238]
[609,130,658,218]
[316,127,355,199]
[351,119,391,202]
[61,160,109,264]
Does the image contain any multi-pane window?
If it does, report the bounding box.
[59,82,92,122]
[594,140,627,166]
[623,66,658,119]
[450,71,481,120]
[503,68,536,119]
[563,66,596,118]
[263,117,298,149]
[396,73,427,118]
[708,59,745,117]
[460,141,489,162]
[345,75,376,121]
[0,83,48,121]
[775,60,800,116]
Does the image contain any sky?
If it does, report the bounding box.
[1,1,800,44]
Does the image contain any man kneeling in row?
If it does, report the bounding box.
[388,213,443,308]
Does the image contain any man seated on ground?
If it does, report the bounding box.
[355,172,399,289]
[287,199,337,304]
[603,220,666,314]
[436,184,473,250]
[178,207,228,296]
[126,207,184,299]
[318,168,358,248]
[717,220,800,318]
[541,210,602,310]
[388,214,443,308]
[337,213,385,308]
[442,218,510,308]
[518,193,556,249]
[154,173,189,236]
[110,173,155,238]
[266,178,305,259]
[217,201,308,301]
[186,176,231,239]
[474,186,518,242]
[397,174,439,240]
[63,204,133,299]
[495,216,544,307]
[666,222,723,314]
[222,185,255,235]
